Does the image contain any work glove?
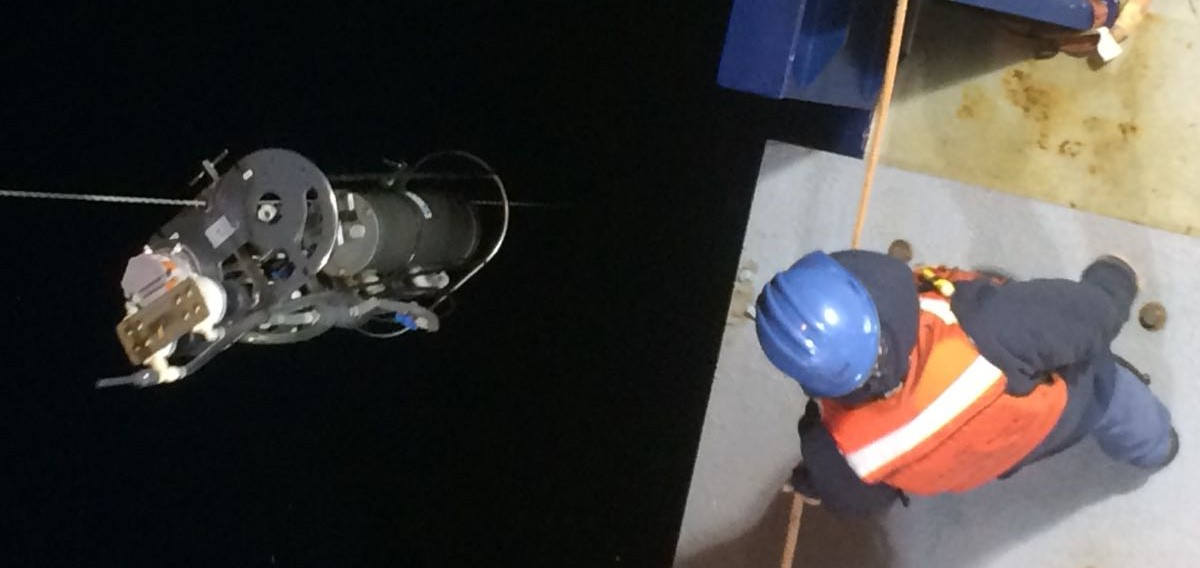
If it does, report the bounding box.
[797,399,821,434]
[783,462,822,504]
[785,462,910,509]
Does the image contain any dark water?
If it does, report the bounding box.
[2,4,832,565]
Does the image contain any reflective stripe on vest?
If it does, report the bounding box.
[821,293,1068,495]
[845,351,1002,479]
[918,297,957,325]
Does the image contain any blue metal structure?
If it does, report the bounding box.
[717,0,1112,157]
[716,0,894,156]
[718,0,892,111]
[948,0,1114,30]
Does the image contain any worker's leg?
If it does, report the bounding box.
[1091,359,1177,468]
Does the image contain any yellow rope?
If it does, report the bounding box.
[785,1,912,564]
[851,0,910,249]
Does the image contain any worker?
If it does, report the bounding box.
[756,250,1178,515]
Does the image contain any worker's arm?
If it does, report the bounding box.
[950,265,1133,395]
[794,400,901,516]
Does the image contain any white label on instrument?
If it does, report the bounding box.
[204,216,236,248]
[404,191,434,220]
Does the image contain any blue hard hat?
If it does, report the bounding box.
[756,251,881,398]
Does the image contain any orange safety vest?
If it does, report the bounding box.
[819,271,1068,495]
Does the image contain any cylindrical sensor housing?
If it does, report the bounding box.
[323,189,480,277]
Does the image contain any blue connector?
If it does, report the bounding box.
[393,313,418,331]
